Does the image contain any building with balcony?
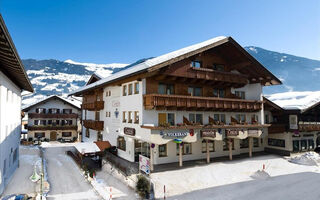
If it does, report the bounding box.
[22,95,81,142]
[0,14,34,194]
[70,36,281,170]
[265,97,320,155]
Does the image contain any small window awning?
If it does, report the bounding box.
[94,141,111,151]
[75,142,101,155]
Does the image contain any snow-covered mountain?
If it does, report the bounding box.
[22,47,320,108]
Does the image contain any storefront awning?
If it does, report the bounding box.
[75,142,101,155]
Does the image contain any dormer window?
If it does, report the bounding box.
[191,61,202,68]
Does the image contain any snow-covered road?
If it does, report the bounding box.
[44,146,100,200]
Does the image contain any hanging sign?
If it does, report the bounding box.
[139,154,150,174]
[124,127,136,136]
[226,129,239,136]
[201,129,217,138]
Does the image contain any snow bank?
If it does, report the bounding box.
[250,170,271,180]
[289,152,320,166]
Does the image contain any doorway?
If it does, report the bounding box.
[50,131,57,141]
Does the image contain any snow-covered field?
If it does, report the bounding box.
[151,154,320,200]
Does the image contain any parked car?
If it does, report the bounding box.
[314,146,320,153]
[1,194,30,200]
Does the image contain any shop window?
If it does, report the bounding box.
[176,143,192,155]
[235,91,246,99]
[188,87,202,96]
[123,111,127,122]
[134,82,139,94]
[308,139,315,150]
[128,84,133,95]
[62,132,72,137]
[191,61,202,68]
[35,132,45,138]
[134,111,139,124]
[240,138,249,149]
[158,83,174,95]
[268,138,285,148]
[202,140,214,153]
[159,144,167,157]
[117,136,126,151]
[123,85,127,96]
[86,128,90,138]
[97,131,103,141]
[223,138,234,151]
[301,140,307,151]
[212,64,224,71]
[128,111,133,123]
[213,89,225,98]
[253,138,260,147]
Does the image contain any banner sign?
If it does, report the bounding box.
[200,129,216,138]
[139,155,150,174]
[124,127,136,136]
[226,129,239,136]
[160,130,189,138]
[248,129,259,135]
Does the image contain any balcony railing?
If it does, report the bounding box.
[81,101,104,111]
[83,120,104,131]
[299,122,320,132]
[268,124,287,134]
[28,125,78,131]
[28,113,78,119]
[141,123,268,130]
[144,94,262,112]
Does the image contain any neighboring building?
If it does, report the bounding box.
[22,95,81,142]
[0,14,33,194]
[70,36,281,170]
[265,97,320,155]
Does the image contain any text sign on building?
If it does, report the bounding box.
[200,129,216,138]
[226,129,239,136]
[160,130,188,138]
[139,154,150,175]
[124,127,136,136]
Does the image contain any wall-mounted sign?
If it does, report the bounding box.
[112,100,120,107]
[226,129,239,136]
[289,115,298,130]
[114,108,119,118]
[160,130,189,138]
[124,127,135,136]
[201,129,216,138]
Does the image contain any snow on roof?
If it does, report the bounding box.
[69,36,227,96]
[75,142,101,154]
[22,95,81,111]
[266,91,320,110]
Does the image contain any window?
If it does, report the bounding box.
[34,120,39,125]
[158,83,174,95]
[106,90,111,97]
[223,138,234,151]
[308,139,315,150]
[251,115,258,124]
[36,108,46,114]
[95,111,100,121]
[213,114,226,123]
[235,91,245,99]
[117,136,126,151]
[253,138,259,147]
[189,113,195,123]
[63,109,72,114]
[97,131,103,141]
[128,84,133,95]
[236,114,246,123]
[159,144,167,157]
[202,140,214,153]
[68,120,73,125]
[62,132,72,137]
[85,128,90,138]
[265,114,270,124]
[128,111,132,123]
[40,120,46,125]
[48,120,52,125]
[13,148,18,163]
[49,108,60,114]
[212,64,224,71]
[240,138,249,149]
[123,111,127,122]
[53,120,59,126]
[196,114,203,124]
[213,89,225,98]
[167,113,175,126]
[188,87,202,96]
[35,132,45,138]
[134,82,139,94]
[176,143,192,155]
[191,61,202,68]
[134,111,139,124]
[268,138,285,147]
[123,85,127,96]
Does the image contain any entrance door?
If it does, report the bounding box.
[50,131,57,141]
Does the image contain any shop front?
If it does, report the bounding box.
[292,133,315,152]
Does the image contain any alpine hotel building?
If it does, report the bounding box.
[70,36,282,170]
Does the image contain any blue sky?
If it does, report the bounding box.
[1,0,319,64]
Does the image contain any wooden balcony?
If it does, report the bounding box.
[28,113,78,119]
[144,94,262,112]
[83,120,104,131]
[299,123,320,132]
[268,124,287,134]
[28,125,78,131]
[81,101,104,111]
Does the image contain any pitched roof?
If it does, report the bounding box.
[0,14,33,92]
[22,95,81,112]
[69,36,281,96]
